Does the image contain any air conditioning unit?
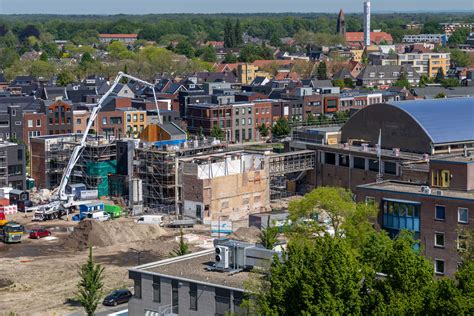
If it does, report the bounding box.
[435,190,444,196]
[215,246,230,269]
[421,186,431,194]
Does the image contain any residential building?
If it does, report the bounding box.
[440,23,474,36]
[98,33,138,44]
[231,102,254,143]
[397,52,450,77]
[186,103,232,141]
[402,34,447,45]
[0,141,26,190]
[23,112,47,146]
[357,154,474,276]
[72,110,90,134]
[45,100,73,135]
[253,100,273,140]
[120,108,147,137]
[356,65,420,87]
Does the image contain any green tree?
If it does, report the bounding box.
[419,74,432,87]
[39,52,49,61]
[210,124,225,140]
[76,247,105,316]
[317,61,328,80]
[442,77,459,88]
[57,70,75,86]
[224,19,236,48]
[170,229,190,257]
[223,51,237,63]
[0,48,19,69]
[80,52,94,66]
[393,71,411,89]
[450,49,472,67]
[200,45,217,62]
[435,67,445,83]
[435,92,447,99]
[257,123,269,137]
[234,19,243,46]
[107,41,135,59]
[306,112,317,125]
[175,41,195,58]
[259,225,279,250]
[271,117,290,137]
[448,28,470,46]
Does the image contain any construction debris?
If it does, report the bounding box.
[227,226,261,244]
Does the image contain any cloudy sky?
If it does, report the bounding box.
[0,0,472,14]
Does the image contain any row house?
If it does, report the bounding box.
[253,100,273,141]
[339,92,383,111]
[186,103,232,141]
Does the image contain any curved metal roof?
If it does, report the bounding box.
[390,98,474,145]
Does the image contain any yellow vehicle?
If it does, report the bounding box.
[0,221,24,243]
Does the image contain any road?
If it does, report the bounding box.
[68,305,128,316]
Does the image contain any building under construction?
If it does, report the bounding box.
[30,134,117,194]
[134,139,227,213]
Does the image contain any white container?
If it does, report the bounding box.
[80,190,99,200]
[135,215,163,225]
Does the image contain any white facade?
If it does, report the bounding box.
[364,1,371,46]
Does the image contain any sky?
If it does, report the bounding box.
[0,0,472,15]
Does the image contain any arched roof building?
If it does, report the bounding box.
[341,98,474,154]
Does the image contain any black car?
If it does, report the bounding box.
[102,290,132,306]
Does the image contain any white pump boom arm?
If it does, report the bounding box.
[56,72,161,201]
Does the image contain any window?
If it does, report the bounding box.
[435,259,445,275]
[139,114,144,121]
[127,114,131,123]
[76,118,81,125]
[324,152,336,165]
[435,205,446,220]
[255,108,259,114]
[434,233,445,248]
[215,288,231,316]
[36,119,41,127]
[458,235,468,251]
[365,196,375,204]
[133,114,138,122]
[28,120,33,128]
[248,107,252,114]
[102,117,107,125]
[172,279,179,314]
[15,121,21,126]
[432,170,450,188]
[66,117,71,124]
[353,157,366,170]
[152,276,161,302]
[248,118,252,125]
[458,208,468,224]
[130,271,142,299]
[11,109,16,116]
[241,118,245,126]
[233,291,245,315]
[235,119,239,126]
[235,108,239,115]
[384,162,397,175]
[189,282,198,311]
[17,148,23,161]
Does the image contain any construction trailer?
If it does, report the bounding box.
[134,139,227,214]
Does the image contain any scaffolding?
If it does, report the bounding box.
[69,140,117,197]
[43,135,79,189]
[135,140,228,213]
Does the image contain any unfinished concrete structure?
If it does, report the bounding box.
[179,151,269,223]
[134,140,227,213]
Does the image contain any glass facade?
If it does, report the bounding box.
[382,199,420,238]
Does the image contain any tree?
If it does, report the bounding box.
[175,41,195,58]
[57,70,75,86]
[234,19,243,46]
[419,75,432,87]
[442,77,459,88]
[306,112,317,125]
[435,67,445,83]
[39,52,49,62]
[223,51,237,63]
[224,19,236,48]
[435,92,447,99]
[393,71,411,89]
[259,225,279,250]
[170,229,190,257]
[80,52,94,66]
[271,117,290,137]
[200,45,217,62]
[76,247,105,316]
[448,28,470,46]
[450,49,472,67]
[0,48,19,69]
[317,61,328,80]
[210,124,225,140]
[258,123,269,137]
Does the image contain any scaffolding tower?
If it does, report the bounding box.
[135,140,228,214]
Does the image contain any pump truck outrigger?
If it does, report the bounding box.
[33,72,162,221]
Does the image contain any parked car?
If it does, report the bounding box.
[29,228,51,239]
[102,289,132,306]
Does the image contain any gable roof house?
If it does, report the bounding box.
[357,65,420,87]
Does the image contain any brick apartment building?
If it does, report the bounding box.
[186,103,232,141]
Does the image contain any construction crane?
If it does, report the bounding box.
[33,72,161,221]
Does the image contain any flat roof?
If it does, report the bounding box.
[358,180,474,201]
[431,154,474,164]
[134,250,252,290]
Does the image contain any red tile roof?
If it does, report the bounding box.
[345,32,393,44]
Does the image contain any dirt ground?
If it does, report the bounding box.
[0,212,207,315]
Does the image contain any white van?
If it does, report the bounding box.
[87,211,110,222]
[135,215,164,226]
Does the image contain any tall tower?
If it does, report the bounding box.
[336,9,346,37]
[364,0,371,46]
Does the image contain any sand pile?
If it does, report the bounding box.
[63,219,168,250]
[228,226,261,243]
